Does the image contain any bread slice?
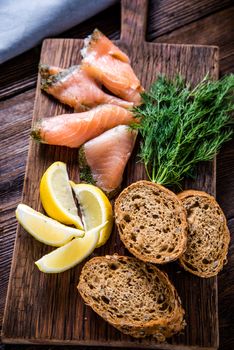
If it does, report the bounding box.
[114,181,187,264]
[178,190,230,278]
[78,255,185,340]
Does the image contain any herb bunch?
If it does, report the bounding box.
[133,74,234,187]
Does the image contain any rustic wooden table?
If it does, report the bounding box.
[0,1,233,350]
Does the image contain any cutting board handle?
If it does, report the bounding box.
[120,0,148,45]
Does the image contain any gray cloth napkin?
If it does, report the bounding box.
[0,0,117,64]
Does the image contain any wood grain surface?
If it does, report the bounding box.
[1,0,220,348]
[0,1,233,350]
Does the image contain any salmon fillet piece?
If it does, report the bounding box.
[79,125,137,196]
[31,104,136,148]
[39,64,63,78]
[39,65,133,112]
[81,29,144,105]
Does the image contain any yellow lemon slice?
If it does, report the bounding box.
[35,223,106,273]
[16,204,84,246]
[70,182,113,247]
[40,162,83,229]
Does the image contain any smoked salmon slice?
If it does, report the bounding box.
[39,64,63,78]
[81,29,144,105]
[79,125,137,196]
[39,65,133,112]
[31,104,136,148]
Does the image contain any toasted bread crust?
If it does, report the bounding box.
[114,181,188,264]
[78,255,185,340]
[178,190,230,278]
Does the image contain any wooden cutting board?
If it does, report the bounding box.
[2,0,219,348]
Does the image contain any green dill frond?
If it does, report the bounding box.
[132,74,234,187]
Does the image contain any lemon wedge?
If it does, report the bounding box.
[70,182,113,247]
[16,204,84,246]
[40,162,83,229]
[35,223,106,273]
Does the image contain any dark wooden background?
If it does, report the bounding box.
[0,0,233,349]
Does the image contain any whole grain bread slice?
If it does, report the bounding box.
[78,255,185,341]
[178,190,230,278]
[114,180,187,264]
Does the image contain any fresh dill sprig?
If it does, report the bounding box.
[132,74,234,187]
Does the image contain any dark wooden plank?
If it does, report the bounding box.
[216,138,234,350]
[0,90,35,327]
[154,6,234,76]
[218,217,234,350]
[216,140,234,220]
[146,0,232,40]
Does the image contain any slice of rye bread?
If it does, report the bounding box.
[78,255,185,341]
[114,181,188,264]
[178,190,230,278]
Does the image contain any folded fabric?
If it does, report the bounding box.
[0,0,117,64]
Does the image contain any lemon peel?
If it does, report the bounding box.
[16,204,84,246]
[35,222,106,273]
